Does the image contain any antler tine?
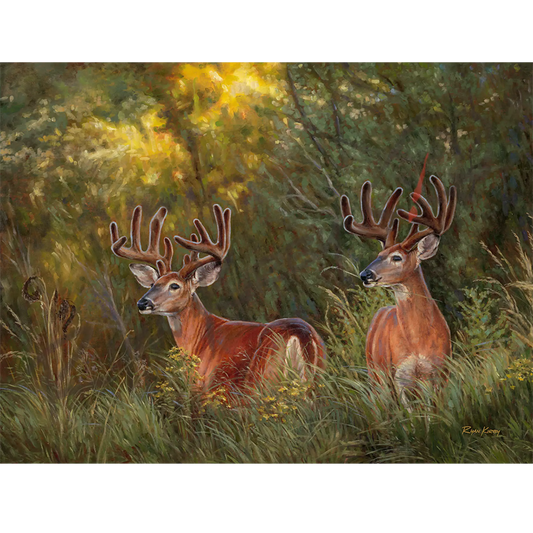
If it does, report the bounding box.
[398,176,456,250]
[384,218,400,249]
[378,186,403,228]
[175,204,232,280]
[341,181,403,248]
[131,205,142,252]
[110,206,174,276]
[182,234,200,267]
[360,181,375,227]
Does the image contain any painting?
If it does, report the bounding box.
[1,62,532,464]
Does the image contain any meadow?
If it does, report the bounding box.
[1,63,531,463]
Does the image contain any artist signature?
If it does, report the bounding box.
[462,426,502,437]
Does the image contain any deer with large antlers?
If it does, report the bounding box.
[110,204,325,397]
[340,175,457,403]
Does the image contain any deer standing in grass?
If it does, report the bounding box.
[110,204,325,395]
[340,176,457,403]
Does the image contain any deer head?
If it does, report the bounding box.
[341,175,456,288]
[110,204,231,316]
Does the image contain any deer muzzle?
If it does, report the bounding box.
[137,297,155,313]
[360,269,376,283]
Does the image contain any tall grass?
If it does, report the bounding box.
[1,237,532,463]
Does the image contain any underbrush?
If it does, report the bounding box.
[1,237,532,463]
[1,344,531,463]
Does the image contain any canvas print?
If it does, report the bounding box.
[1,63,531,463]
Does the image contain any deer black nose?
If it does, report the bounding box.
[360,269,375,283]
[137,297,154,311]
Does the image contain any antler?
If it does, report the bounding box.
[341,181,403,249]
[174,204,231,280]
[110,206,174,276]
[397,175,457,250]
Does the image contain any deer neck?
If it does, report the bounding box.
[392,266,444,343]
[167,294,211,356]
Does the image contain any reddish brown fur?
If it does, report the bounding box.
[341,176,456,398]
[364,262,450,383]
[111,205,326,398]
[167,293,326,392]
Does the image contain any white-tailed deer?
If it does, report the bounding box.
[110,204,325,396]
[340,176,457,404]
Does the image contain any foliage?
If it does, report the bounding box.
[321,281,394,369]
[1,62,532,463]
[455,286,509,355]
[152,347,203,415]
[499,358,533,389]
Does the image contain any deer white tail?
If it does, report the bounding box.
[285,336,307,380]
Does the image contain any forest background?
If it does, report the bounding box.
[1,63,532,463]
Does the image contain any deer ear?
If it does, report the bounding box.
[417,234,440,262]
[193,262,222,288]
[129,264,159,288]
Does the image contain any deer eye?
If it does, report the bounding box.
[169,283,180,290]
[392,255,403,262]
